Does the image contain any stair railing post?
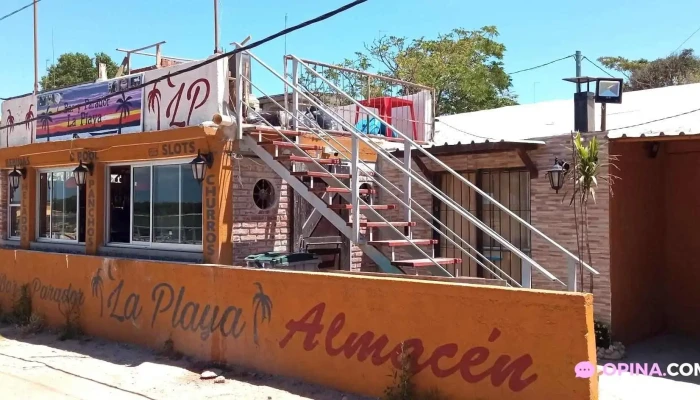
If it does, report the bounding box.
[351,134,360,243]
[292,58,300,132]
[403,140,412,239]
[567,256,577,292]
[521,259,532,288]
[234,51,243,140]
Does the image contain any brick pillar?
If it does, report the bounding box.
[19,168,36,249]
[85,164,105,255]
[203,149,233,265]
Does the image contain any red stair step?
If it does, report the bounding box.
[327,204,396,210]
[310,187,376,194]
[259,141,323,151]
[275,155,341,165]
[347,221,417,228]
[369,239,437,247]
[292,171,351,179]
[393,258,461,267]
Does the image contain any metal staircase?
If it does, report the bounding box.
[231,47,600,289]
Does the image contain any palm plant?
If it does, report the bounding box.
[566,132,618,292]
[252,282,273,345]
[147,82,162,130]
[116,92,133,134]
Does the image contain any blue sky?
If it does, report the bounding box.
[2,0,700,108]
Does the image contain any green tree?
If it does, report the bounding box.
[301,26,517,115]
[40,52,119,90]
[598,49,700,91]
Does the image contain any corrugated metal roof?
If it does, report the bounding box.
[434,83,700,144]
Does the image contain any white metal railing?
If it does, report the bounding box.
[240,72,516,285]
[233,49,598,289]
[239,74,453,276]
[238,49,529,283]
[287,55,600,289]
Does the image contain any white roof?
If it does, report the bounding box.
[434,83,700,144]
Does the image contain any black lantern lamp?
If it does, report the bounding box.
[72,161,94,186]
[545,158,570,193]
[8,166,26,190]
[190,151,214,183]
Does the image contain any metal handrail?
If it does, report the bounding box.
[285,56,569,285]
[283,77,519,285]
[239,76,451,275]
[243,76,516,285]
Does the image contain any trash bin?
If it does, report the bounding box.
[244,251,321,272]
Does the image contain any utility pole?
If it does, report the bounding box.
[33,0,39,94]
[213,0,220,53]
[574,50,582,92]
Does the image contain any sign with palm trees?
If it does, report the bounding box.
[34,74,144,142]
[0,94,35,147]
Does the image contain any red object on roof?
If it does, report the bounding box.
[355,96,418,140]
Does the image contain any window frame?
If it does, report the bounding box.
[105,158,203,253]
[7,170,21,240]
[35,167,85,245]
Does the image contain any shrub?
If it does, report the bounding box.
[595,320,611,348]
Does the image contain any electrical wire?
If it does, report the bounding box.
[673,25,700,54]
[507,54,574,75]
[606,107,700,131]
[434,119,500,142]
[1,0,368,131]
[0,0,40,23]
[582,56,627,79]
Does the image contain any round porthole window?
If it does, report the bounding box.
[253,179,276,210]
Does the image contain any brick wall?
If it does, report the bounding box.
[528,133,611,324]
[231,157,290,266]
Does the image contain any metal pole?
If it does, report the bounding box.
[214,0,220,53]
[575,50,582,92]
[292,59,299,131]
[33,0,39,94]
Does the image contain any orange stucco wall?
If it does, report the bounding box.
[0,250,597,400]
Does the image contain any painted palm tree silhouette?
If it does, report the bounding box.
[37,107,53,141]
[24,105,34,130]
[252,282,273,345]
[147,82,162,130]
[6,110,14,133]
[116,92,133,134]
[91,269,104,317]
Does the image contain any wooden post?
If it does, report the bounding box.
[85,163,105,255]
[20,168,36,250]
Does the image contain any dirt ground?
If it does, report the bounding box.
[0,324,372,400]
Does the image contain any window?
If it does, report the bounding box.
[108,162,203,249]
[8,173,21,239]
[38,171,86,242]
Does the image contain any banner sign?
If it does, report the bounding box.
[34,74,144,142]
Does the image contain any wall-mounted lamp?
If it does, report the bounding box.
[8,166,26,190]
[72,161,94,186]
[545,158,570,193]
[190,151,214,183]
[646,141,660,158]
